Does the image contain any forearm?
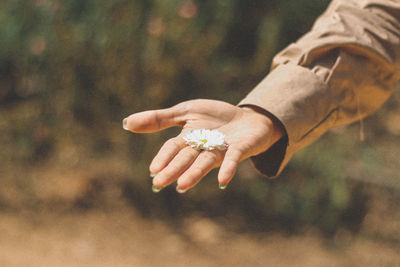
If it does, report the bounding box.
[240,0,400,177]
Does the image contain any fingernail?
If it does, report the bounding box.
[219,183,227,190]
[152,185,163,193]
[150,173,157,178]
[122,118,129,131]
[176,186,188,194]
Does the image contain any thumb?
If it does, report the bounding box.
[123,104,187,133]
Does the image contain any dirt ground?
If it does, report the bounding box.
[0,154,399,267]
[0,200,399,267]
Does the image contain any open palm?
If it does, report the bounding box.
[123,99,283,193]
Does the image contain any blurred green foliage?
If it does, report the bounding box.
[1,0,399,236]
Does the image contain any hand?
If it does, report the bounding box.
[123,99,284,193]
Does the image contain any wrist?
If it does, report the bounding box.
[240,105,285,145]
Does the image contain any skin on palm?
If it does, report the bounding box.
[123,99,284,193]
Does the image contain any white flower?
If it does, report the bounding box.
[183,129,227,151]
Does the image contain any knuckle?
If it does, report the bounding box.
[182,147,199,160]
[175,101,192,115]
[154,168,178,186]
[149,160,163,173]
[149,165,159,174]
[166,137,180,148]
[153,111,162,129]
[230,145,246,158]
[202,151,218,162]
[189,167,204,180]
[162,168,177,179]
[233,144,246,153]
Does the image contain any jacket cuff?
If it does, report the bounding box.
[238,63,332,177]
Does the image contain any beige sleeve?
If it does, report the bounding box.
[239,0,400,177]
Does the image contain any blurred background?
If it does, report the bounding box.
[0,0,399,266]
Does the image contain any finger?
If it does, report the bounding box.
[149,135,187,174]
[123,104,187,133]
[152,146,200,188]
[176,150,223,193]
[218,145,243,187]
